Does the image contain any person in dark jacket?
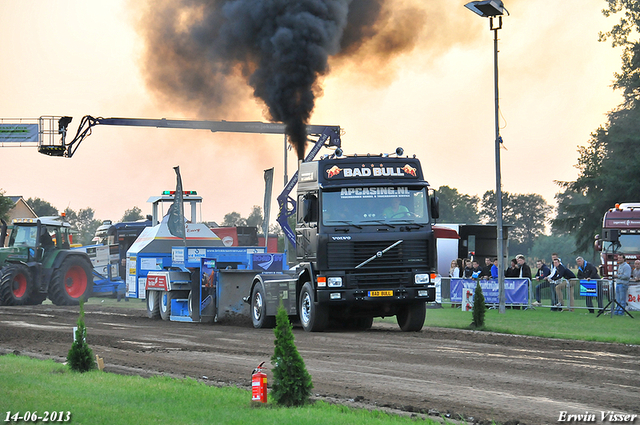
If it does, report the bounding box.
[532,259,551,306]
[515,254,532,279]
[575,256,602,313]
[505,258,519,277]
[481,257,493,279]
[550,258,576,310]
[463,259,474,278]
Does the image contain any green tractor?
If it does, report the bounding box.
[0,216,93,306]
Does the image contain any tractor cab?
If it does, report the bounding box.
[5,217,73,262]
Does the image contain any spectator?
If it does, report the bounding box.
[546,253,562,310]
[481,257,493,279]
[550,258,576,311]
[515,254,532,279]
[505,258,519,277]
[449,259,461,278]
[471,259,483,279]
[532,259,551,307]
[632,260,640,282]
[463,259,474,278]
[575,256,601,314]
[614,253,631,316]
[491,258,499,278]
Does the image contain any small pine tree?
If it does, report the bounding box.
[270,305,313,406]
[67,300,96,373]
[472,281,486,328]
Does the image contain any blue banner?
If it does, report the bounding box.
[450,278,529,305]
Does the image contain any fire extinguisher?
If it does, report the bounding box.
[251,361,267,403]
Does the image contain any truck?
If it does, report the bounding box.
[136,149,440,332]
[595,202,640,278]
[0,216,93,306]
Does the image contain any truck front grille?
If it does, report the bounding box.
[326,239,428,270]
[348,271,413,288]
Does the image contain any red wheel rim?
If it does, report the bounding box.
[64,265,87,298]
[12,273,28,298]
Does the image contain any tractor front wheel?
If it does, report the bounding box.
[49,257,93,306]
[0,264,33,306]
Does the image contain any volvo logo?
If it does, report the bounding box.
[332,236,352,240]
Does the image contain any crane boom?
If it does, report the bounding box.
[38,115,340,158]
[36,115,341,248]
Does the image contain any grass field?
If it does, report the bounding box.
[380,306,640,344]
[0,355,440,425]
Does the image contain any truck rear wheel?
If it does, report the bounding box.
[146,290,160,319]
[159,291,173,321]
[251,283,275,329]
[351,316,374,331]
[48,257,93,306]
[0,264,33,306]
[396,302,426,332]
[299,282,328,332]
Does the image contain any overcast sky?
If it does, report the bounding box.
[0,0,624,225]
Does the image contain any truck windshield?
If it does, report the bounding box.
[322,186,430,226]
[603,234,640,254]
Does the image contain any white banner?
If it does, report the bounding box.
[0,124,38,143]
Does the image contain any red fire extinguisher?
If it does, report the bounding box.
[252,361,267,403]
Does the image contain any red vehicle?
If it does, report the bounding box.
[596,203,640,278]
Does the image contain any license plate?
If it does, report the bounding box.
[368,290,394,297]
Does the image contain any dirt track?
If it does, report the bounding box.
[1,303,639,425]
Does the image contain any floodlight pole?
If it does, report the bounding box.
[491,16,506,314]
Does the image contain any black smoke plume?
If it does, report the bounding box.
[137,0,426,159]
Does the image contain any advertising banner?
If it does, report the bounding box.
[628,284,640,311]
[450,278,529,305]
[579,280,597,297]
[0,124,38,143]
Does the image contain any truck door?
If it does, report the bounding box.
[296,193,319,261]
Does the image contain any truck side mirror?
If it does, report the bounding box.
[430,196,440,219]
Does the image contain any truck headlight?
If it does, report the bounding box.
[328,277,343,287]
[414,274,430,284]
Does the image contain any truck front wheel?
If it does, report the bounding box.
[48,257,93,306]
[0,264,33,306]
[251,283,275,329]
[396,302,426,332]
[299,282,328,332]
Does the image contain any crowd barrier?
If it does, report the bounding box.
[436,277,640,312]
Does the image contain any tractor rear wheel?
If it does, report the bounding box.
[48,257,93,306]
[0,264,33,306]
